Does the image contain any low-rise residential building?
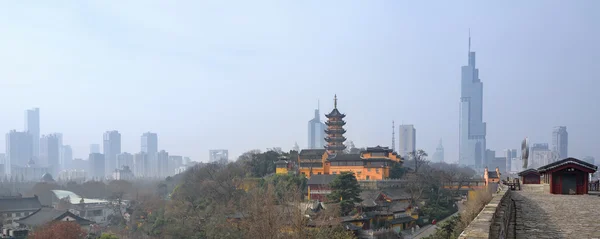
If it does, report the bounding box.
[112,166,134,181]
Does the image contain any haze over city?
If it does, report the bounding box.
[0,1,598,163]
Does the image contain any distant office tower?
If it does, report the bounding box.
[583,156,595,165]
[485,149,496,167]
[116,152,134,169]
[308,106,326,149]
[6,130,33,176]
[60,145,73,171]
[398,125,416,158]
[55,133,63,169]
[157,150,169,178]
[40,134,60,176]
[133,152,147,178]
[530,143,555,168]
[103,130,122,176]
[25,108,40,160]
[90,144,100,154]
[551,126,568,159]
[88,153,105,180]
[459,34,487,167]
[432,139,444,163]
[0,153,5,164]
[504,149,517,173]
[168,155,183,176]
[141,132,158,176]
[209,150,229,163]
[183,157,191,165]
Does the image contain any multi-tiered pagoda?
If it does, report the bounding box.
[324,95,347,155]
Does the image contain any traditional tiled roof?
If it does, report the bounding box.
[307,174,337,185]
[17,207,93,227]
[325,108,345,118]
[517,168,539,176]
[0,196,41,212]
[359,190,380,207]
[538,157,598,173]
[274,160,288,165]
[364,146,392,153]
[389,201,411,212]
[390,215,415,224]
[299,149,326,160]
[380,189,411,201]
[327,153,362,161]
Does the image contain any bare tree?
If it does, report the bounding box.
[408,149,428,173]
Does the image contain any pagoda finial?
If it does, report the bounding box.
[334,94,338,109]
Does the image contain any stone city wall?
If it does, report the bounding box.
[458,184,515,239]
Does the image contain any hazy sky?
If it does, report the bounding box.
[0,1,598,163]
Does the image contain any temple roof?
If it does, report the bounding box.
[17,208,93,227]
[538,157,598,173]
[299,149,327,156]
[327,154,361,161]
[517,168,539,176]
[307,174,337,185]
[0,196,41,212]
[488,171,499,179]
[325,108,346,118]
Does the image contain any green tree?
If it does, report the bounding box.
[327,172,362,215]
[99,233,119,239]
[389,162,405,179]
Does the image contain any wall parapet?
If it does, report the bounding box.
[459,184,514,239]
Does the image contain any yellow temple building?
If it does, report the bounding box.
[293,95,403,180]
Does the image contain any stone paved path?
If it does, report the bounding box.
[513,191,600,239]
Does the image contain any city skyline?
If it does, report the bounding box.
[0,1,598,163]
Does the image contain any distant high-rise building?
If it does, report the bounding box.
[116,152,134,169]
[583,156,595,165]
[6,130,33,175]
[504,149,517,173]
[168,155,183,175]
[432,139,444,163]
[552,126,568,159]
[60,145,73,171]
[183,157,191,165]
[398,125,416,158]
[141,132,158,176]
[133,152,147,178]
[459,34,486,167]
[209,150,229,163]
[103,130,122,176]
[25,108,40,160]
[530,143,556,168]
[308,105,326,149]
[90,144,100,154]
[88,153,105,180]
[157,150,169,178]
[40,134,60,175]
[485,149,496,167]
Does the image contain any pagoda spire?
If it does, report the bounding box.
[334,94,338,109]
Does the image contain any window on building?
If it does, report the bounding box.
[317,172,322,175]
[376,169,380,173]
[368,168,371,172]
[366,176,370,180]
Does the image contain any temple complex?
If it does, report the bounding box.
[291,95,403,180]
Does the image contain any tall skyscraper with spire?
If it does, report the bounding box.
[459,31,487,167]
[307,100,326,149]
